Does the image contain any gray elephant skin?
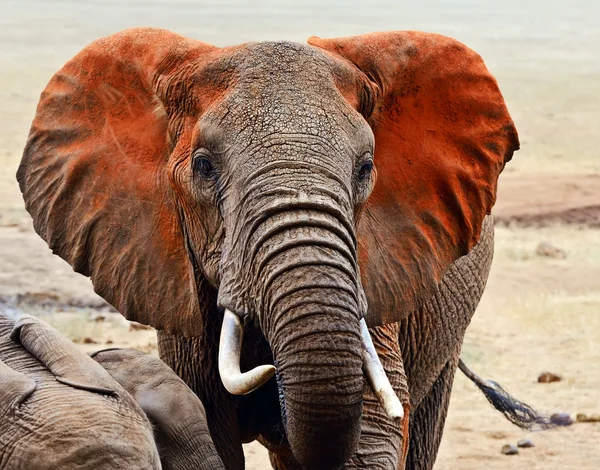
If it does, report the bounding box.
[0,313,222,469]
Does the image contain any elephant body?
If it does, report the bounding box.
[18,28,518,469]
[0,314,160,469]
[0,313,223,470]
[92,348,225,470]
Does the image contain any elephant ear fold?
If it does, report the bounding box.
[10,315,119,395]
[17,29,217,336]
[309,32,519,326]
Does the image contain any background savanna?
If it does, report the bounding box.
[0,1,598,468]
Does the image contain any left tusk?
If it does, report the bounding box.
[218,309,276,395]
[360,318,404,420]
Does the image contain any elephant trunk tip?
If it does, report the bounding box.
[286,414,361,470]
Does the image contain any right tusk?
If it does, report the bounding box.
[360,318,404,420]
[218,309,276,395]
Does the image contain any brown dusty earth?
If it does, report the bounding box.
[1,1,599,468]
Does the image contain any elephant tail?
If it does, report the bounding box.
[458,358,553,431]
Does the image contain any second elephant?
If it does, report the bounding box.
[0,312,223,469]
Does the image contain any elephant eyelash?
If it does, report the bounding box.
[357,160,374,182]
[352,154,376,206]
[194,157,216,178]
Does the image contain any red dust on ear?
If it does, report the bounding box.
[310,31,519,326]
[17,28,222,337]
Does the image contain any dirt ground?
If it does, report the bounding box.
[0,1,598,468]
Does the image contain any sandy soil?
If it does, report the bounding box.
[1,1,598,468]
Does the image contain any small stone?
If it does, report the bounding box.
[535,241,566,259]
[550,413,573,426]
[129,322,153,331]
[576,413,600,423]
[501,444,519,455]
[538,372,562,383]
[82,337,98,344]
[90,313,106,323]
[517,438,534,448]
[105,339,114,345]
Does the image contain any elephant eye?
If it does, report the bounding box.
[193,155,215,179]
[357,161,374,182]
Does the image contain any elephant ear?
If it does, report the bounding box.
[10,315,120,395]
[0,359,37,413]
[17,28,218,336]
[309,32,519,326]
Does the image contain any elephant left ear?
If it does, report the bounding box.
[309,32,519,326]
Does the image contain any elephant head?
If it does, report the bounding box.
[18,28,518,468]
[0,313,160,469]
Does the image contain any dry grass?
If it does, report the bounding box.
[498,71,600,175]
[494,225,600,264]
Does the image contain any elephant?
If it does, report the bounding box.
[0,312,223,469]
[17,28,521,469]
[91,348,224,470]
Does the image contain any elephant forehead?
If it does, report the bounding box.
[213,98,355,146]
[239,40,335,79]
[199,41,354,110]
[196,43,371,152]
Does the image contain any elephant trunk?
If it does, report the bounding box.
[217,176,386,466]
[251,207,364,469]
[267,260,363,469]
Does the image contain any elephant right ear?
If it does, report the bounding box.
[18,29,218,336]
[310,32,519,326]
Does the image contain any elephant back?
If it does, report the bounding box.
[0,312,161,469]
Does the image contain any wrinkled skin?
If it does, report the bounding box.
[0,313,159,469]
[18,28,519,469]
[91,349,224,470]
[0,313,223,470]
[159,215,494,470]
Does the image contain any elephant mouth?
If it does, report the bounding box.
[217,308,403,420]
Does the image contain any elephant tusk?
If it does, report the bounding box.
[360,318,404,420]
[218,309,276,395]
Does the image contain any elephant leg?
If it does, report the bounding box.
[157,330,244,470]
[398,217,495,468]
[405,356,459,470]
[345,322,410,469]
